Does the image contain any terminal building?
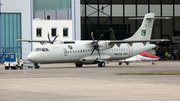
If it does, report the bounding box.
[0,0,180,63]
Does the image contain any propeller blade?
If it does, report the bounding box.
[96,48,101,57]
[47,32,51,42]
[90,48,96,56]
[91,32,95,43]
[52,35,59,44]
[97,34,104,42]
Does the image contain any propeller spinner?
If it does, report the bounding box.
[90,32,104,57]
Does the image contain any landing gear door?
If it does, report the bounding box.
[127,45,133,57]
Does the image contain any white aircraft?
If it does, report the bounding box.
[118,51,160,65]
[17,13,170,68]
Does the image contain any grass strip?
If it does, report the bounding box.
[117,73,180,75]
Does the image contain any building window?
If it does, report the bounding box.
[63,28,68,37]
[37,28,42,37]
[51,28,56,36]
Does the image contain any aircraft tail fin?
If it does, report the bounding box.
[126,13,155,40]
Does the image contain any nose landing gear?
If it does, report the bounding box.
[34,63,40,69]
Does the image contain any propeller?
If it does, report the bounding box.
[90,32,104,57]
[47,32,59,44]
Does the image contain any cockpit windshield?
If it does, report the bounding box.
[34,48,49,52]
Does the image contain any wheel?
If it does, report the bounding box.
[20,65,23,69]
[98,62,105,67]
[75,64,83,67]
[126,62,129,65]
[119,62,122,65]
[34,63,40,69]
[14,66,18,70]
[35,66,40,69]
[5,66,9,70]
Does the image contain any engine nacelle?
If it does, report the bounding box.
[79,55,111,64]
[79,56,97,64]
[99,41,114,50]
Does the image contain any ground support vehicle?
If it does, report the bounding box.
[4,53,23,70]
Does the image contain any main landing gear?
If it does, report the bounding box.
[98,62,105,67]
[119,62,130,65]
[75,64,83,67]
[75,62,106,67]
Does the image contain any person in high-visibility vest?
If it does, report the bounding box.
[165,51,169,56]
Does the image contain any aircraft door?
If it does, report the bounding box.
[127,44,133,57]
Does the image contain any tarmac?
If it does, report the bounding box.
[0,61,180,101]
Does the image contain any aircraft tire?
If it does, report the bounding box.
[75,64,83,67]
[126,62,129,65]
[20,65,23,69]
[14,66,18,70]
[5,66,9,70]
[35,66,40,69]
[119,62,122,65]
[98,62,105,67]
[34,63,40,69]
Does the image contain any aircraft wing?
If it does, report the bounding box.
[17,39,50,43]
[16,39,75,44]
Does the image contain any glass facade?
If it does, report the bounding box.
[33,0,71,12]
[81,0,180,40]
[0,13,21,63]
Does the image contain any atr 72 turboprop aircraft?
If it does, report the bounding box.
[17,13,170,68]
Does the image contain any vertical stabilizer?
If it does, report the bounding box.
[126,13,155,40]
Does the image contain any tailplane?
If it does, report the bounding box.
[126,13,155,40]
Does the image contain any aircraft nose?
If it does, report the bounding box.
[27,52,36,62]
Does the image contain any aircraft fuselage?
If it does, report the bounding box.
[27,41,155,64]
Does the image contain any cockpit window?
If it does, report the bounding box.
[42,48,46,52]
[36,48,42,52]
[35,48,49,52]
[45,48,49,51]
